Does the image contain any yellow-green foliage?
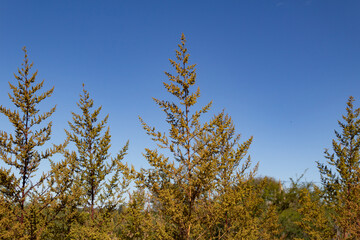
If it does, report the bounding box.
[116,190,155,239]
[0,47,71,239]
[318,97,360,239]
[65,86,129,238]
[295,187,335,240]
[0,195,24,239]
[4,36,360,240]
[136,34,277,240]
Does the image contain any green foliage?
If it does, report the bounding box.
[295,187,335,240]
[202,176,280,239]
[116,189,155,239]
[276,174,313,239]
[254,174,330,239]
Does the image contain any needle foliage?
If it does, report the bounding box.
[136,34,276,240]
[317,97,360,239]
[0,47,71,240]
[3,35,360,240]
[65,86,129,238]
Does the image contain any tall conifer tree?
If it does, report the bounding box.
[66,86,129,238]
[137,34,263,239]
[0,47,69,239]
[318,96,360,239]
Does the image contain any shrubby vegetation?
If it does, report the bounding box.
[1,35,360,239]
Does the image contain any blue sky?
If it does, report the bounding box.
[1,0,360,184]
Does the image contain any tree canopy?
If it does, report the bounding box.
[0,35,360,240]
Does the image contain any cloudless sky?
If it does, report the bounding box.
[1,0,360,184]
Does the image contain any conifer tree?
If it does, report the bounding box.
[65,86,129,238]
[0,47,69,239]
[318,96,360,239]
[137,34,262,239]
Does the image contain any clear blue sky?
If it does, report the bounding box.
[1,0,360,184]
